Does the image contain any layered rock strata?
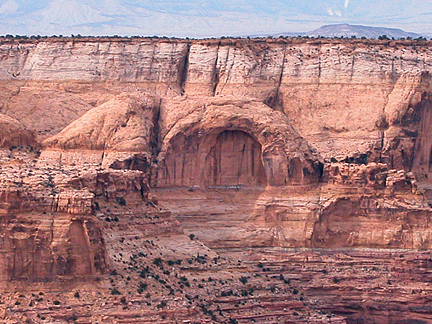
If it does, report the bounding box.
[0,114,36,148]
[0,37,432,322]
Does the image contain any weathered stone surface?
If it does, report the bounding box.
[1,38,431,163]
[0,114,36,148]
[0,212,106,284]
[0,37,432,323]
[43,93,159,153]
[157,97,322,187]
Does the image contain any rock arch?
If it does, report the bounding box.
[155,99,323,187]
[158,128,266,187]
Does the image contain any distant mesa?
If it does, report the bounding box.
[306,23,421,39]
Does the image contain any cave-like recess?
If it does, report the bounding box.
[202,130,266,186]
[158,130,267,187]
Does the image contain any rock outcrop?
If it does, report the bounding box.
[43,93,159,153]
[0,114,36,148]
[0,37,432,323]
[41,93,160,169]
[157,97,322,187]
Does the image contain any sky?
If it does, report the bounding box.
[0,0,430,37]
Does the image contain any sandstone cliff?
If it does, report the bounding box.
[0,113,36,148]
[0,37,432,323]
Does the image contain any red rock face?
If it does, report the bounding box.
[0,213,106,282]
[0,114,36,149]
[311,197,432,248]
[156,98,322,187]
[0,164,161,287]
[204,130,266,186]
[1,37,432,323]
[411,94,432,178]
[160,129,266,187]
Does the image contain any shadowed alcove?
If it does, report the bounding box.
[156,100,323,187]
[202,130,266,186]
[157,129,267,187]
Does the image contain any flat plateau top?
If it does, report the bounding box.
[0,36,431,48]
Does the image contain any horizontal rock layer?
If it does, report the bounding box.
[0,37,431,322]
[0,38,431,169]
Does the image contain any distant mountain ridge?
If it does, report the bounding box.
[306,24,421,39]
[0,1,430,38]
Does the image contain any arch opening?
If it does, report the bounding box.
[202,130,266,186]
[157,129,267,187]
